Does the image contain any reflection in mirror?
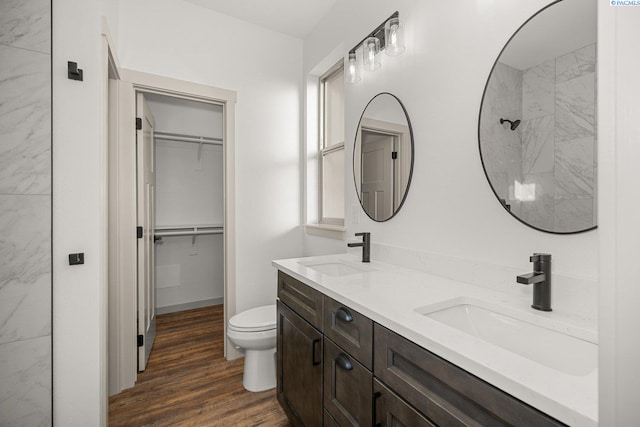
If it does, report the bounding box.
[479,0,596,233]
[354,93,413,222]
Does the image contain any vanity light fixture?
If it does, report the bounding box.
[363,37,381,71]
[345,11,405,84]
[385,16,405,56]
[345,52,361,83]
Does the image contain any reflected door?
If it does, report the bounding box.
[361,129,395,221]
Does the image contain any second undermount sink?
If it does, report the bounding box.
[416,298,597,376]
[299,260,370,277]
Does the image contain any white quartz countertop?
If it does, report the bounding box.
[273,254,598,427]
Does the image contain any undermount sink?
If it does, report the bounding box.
[299,261,370,277]
[416,298,597,376]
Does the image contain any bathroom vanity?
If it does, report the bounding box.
[274,255,597,427]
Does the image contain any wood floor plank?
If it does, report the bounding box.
[109,305,290,426]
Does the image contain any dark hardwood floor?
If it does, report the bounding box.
[109,305,290,426]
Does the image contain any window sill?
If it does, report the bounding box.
[305,223,345,240]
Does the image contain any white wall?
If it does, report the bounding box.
[118,0,303,313]
[303,0,598,281]
[53,0,118,424]
[598,2,640,425]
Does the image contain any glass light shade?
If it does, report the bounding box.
[362,37,381,71]
[345,52,361,84]
[384,17,405,56]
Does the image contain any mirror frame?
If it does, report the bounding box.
[353,92,415,222]
[477,0,597,235]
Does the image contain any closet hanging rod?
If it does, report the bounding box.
[155,224,223,232]
[154,131,223,146]
[154,229,224,238]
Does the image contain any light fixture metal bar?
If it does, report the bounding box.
[348,11,399,55]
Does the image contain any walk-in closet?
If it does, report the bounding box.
[145,93,224,322]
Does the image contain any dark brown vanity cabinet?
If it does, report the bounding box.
[277,271,565,427]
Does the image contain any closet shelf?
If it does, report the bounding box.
[154,131,223,146]
[155,224,224,237]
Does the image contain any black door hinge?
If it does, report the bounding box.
[137,334,144,347]
[392,151,398,160]
[137,226,143,239]
[136,117,142,130]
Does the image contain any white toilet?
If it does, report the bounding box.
[227,304,277,392]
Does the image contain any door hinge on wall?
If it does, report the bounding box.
[137,226,143,239]
[392,151,398,160]
[137,334,144,347]
[136,117,142,130]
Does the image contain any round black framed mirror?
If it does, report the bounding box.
[354,93,414,222]
[478,0,597,234]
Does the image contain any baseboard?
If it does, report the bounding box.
[156,297,224,315]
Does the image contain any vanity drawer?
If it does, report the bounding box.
[324,338,372,427]
[373,379,436,427]
[374,324,566,427]
[323,297,373,370]
[278,271,324,330]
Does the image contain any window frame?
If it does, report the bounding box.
[318,60,345,226]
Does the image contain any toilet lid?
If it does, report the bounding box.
[228,304,277,332]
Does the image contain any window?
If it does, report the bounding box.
[319,62,345,226]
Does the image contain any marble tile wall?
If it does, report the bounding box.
[520,59,556,229]
[0,0,52,425]
[520,43,596,232]
[479,62,523,216]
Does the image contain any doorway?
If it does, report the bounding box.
[360,129,397,221]
[107,68,238,395]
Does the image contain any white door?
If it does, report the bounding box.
[361,130,394,220]
[136,93,156,371]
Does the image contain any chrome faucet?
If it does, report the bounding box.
[347,232,370,263]
[517,253,552,311]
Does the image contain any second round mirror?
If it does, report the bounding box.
[354,93,414,222]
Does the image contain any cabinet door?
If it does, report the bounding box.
[324,338,372,427]
[373,379,435,427]
[278,271,324,330]
[277,301,323,427]
[323,410,340,427]
[323,297,373,370]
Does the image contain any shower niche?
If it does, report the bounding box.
[478,0,597,234]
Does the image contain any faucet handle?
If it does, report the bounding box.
[530,253,552,263]
[354,232,370,238]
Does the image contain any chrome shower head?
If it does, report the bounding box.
[500,118,521,131]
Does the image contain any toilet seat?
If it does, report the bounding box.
[228,304,276,332]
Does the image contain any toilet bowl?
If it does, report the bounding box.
[227,304,277,392]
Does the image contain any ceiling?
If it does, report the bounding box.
[182,0,338,39]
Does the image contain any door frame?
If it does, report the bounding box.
[107,60,238,393]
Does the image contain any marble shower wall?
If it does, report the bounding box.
[521,44,597,232]
[0,0,52,425]
[479,62,523,216]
